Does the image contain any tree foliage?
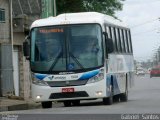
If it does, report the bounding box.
[57,0,124,17]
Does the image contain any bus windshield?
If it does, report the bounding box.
[31,24,103,73]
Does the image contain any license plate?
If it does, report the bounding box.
[62,88,74,93]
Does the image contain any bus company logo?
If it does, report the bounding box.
[48,76,54,80]
[54,76,66,80]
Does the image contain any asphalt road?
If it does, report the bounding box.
[1,74,160,119]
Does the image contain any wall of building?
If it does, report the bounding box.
[0,0,41,99]
[13,32,25,45]
[11,0,41,99]
[0,0,10,44]
[0,0,14,96]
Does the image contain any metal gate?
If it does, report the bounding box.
[0,44,14,96]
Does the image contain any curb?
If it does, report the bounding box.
[0,104,28,112]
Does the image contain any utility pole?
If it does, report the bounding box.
[53,0,57,17]
[10,0,14,96]
[41,0,56,18]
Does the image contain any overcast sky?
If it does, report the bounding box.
[116,0,160,62]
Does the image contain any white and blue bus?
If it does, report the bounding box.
[23,12,134,108]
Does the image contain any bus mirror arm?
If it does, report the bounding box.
[103,32,108,36]
[23,36,30,60]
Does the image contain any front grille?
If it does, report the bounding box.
[47,79,88,87]
[49,91,89,99]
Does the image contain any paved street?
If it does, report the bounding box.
[1,74,160,115]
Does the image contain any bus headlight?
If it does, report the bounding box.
[87,72,104,84]
[32,77,48,86]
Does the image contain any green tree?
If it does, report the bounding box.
[57,0,124,17]
[57,0,85,14]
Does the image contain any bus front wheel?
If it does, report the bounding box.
[63,101,72,107]
[41,101,52,108]
[72,100,80,106]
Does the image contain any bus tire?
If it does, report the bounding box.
[41,101,52,108]
[72,100,80,106]
[103,85,113,105]
[120,78,128,102]
[120,90,128,102]
[113,95,120,102]
[63,101,72,107]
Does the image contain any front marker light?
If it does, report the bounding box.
[96,91,103,96]
[36,95,41,99]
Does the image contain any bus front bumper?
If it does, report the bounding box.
[31,81,106,102]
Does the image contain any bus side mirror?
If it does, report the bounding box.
[103,32,114,54]
[23,36,30,60]
[107,38,114,53]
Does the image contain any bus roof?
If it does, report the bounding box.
[31,12,128,29]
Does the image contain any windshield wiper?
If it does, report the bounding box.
[69,52,84,69]
[49,51,62,71]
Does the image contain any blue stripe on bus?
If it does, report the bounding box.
[79,70,100,80]
[113,76,121,95]
[35,74,47,80]
[106,74,121,95]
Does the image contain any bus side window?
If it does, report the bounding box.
[106,26,111,39]
[126,30,132,53]
[105,26,114,55]
[119,29,125,53]
[110,27,118,52]
[125,30,130,53]
[108,26,115,52]
[123,29,128,53]
[121,29,126,53]
[116,28,122,53]
[128,30,133,53]
[113,27,119,53]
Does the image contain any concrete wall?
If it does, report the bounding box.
[0,0,41,99]
[13,32,25,45]
[0,45,14,96]
[0,0,14,96]
[18,46,31,99]
[12,0,41,99]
